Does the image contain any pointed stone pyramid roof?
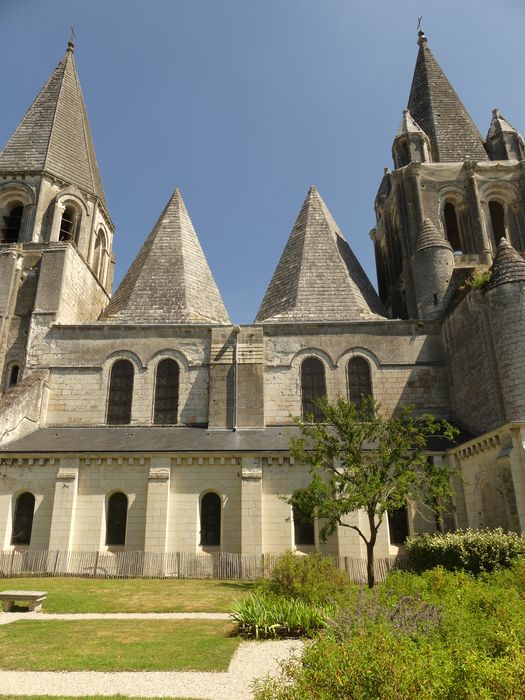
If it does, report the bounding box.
[395,109,428,139]
[102,190,231,324]
[487,108,523,141]
[487,237,525,290]
[0,42,107,210]
[416,218,452,253]
[407,32,487,163]
[256,187,386,323]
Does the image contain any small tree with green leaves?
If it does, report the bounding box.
[289,397,458,588]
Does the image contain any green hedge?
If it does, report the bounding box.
[405,528,525,574]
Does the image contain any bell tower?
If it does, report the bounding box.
[371,31,525,320]
[0,42,114,392]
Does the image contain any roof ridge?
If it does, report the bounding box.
[42,52,68,176]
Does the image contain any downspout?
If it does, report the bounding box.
[233,325,240,431]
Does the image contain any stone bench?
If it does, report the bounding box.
[0,590,47,612]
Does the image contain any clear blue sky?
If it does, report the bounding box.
[1,0,524,323]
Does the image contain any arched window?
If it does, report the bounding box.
[388,506,409,545]
[1,202,23,243]
[107,359,134,425]
[293,505,315,546]
[92,229,106,281]
[154,359,179,425]
[105,492,128,546]
[8,364,20,387]
[11,492,35,545]
[348,357,372,407]
[59,204,80,242]
[489,201,506,245]
[301,357,326,421]
[443,202,462,253]
[200,492,221,546]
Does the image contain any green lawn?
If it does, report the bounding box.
[0,619,240,671]
[0,577,254,613]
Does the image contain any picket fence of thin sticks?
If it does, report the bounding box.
[0,549,409,583]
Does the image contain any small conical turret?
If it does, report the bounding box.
[485,109,525,161]
[392,110,431,168]
[412,218,454,319]
[487,237,525,289]
[485,237,525,422]
[407,31,487,162]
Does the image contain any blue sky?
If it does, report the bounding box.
[1,0,524,323]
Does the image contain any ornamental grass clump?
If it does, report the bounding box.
[230,592,333,639]
[405,528,525,574]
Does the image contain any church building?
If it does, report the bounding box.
[1,31,524,569]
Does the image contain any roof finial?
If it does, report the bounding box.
[417,16,427,46]
[67,26,75,53]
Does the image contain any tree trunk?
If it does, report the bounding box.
[366,511,378,588]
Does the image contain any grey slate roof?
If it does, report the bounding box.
[0,425,464,454]
[102,189,230,324]
[256,186,386,323]
[407,32,488,163]
[416,218,452,253]
[487,237,525,289]
[0,43,107,210]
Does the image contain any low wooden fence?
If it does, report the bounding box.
[0,549,409,583]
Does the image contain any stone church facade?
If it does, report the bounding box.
[1,32,525,562]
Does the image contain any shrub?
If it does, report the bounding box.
[466,267,492,289]
[230,592,332,639]
[263,551,355,605]
[253,567,525,699]
[405,528,525,575]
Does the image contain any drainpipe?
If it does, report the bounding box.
[233,326,240,431]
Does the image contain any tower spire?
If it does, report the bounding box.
[0,43,107,210]
[407,30,487,162]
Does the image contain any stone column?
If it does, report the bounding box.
[465,164,492,261]
[48,463,79,551]
[49,203,65,242]
[144,466,170,554]
[240,457,263,555]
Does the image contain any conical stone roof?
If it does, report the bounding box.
[395,109,428,139]
[0,43,107,210]
[102,190,230,324]
[487,108,523,141]
[256,187,386,323]
[416,218,452,253]
[407,32,487,163]
[487,237,525,290]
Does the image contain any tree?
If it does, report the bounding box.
[289,397,458,588]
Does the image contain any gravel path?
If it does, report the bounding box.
[0,612,302,698]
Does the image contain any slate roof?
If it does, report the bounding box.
[487,237,525,289]
[0,425,464,454]
[256,186,386,323]
[102,189,231,324]
[407,32,487,163]
[0,43,107,210]
[416,218,452,253]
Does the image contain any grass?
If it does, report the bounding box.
[0,577,254,613]
[0,619,240,671]
[0,698,201,700]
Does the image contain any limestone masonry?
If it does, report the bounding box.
[1,32,524,561]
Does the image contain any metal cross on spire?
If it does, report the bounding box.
[70,26,76,43]
[417,16,423,31]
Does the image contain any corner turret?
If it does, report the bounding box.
[412,218,454,319]
[392,110,432,168]
[486,109,525,161]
